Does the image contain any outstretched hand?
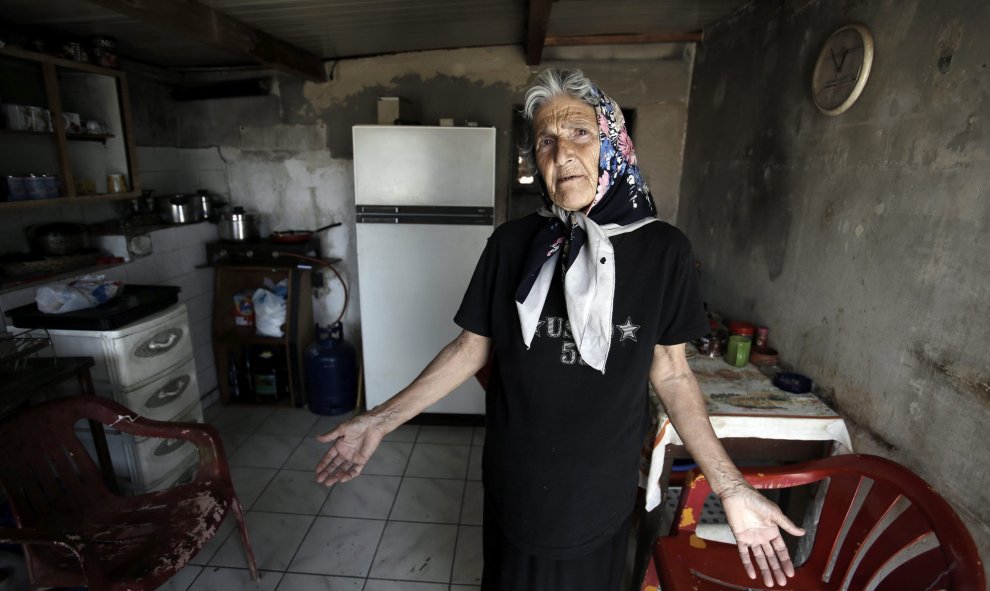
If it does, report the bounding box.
[314,413,388,486]
[720,486,806,587]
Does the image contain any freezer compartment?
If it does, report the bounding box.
[353,125,496,208]
[357,205,493,225]
[356,223,487,414]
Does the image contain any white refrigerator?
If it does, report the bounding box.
[353,125,495,415]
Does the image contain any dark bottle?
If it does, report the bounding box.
[252,346,282,402]
[243,349,255,400]
[227,351,243,402]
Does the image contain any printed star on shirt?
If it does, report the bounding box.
[616,317,640,342]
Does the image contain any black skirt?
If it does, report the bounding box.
[482,499,631,591]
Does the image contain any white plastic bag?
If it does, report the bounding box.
[36,274,122,314]
[253,284,287,338]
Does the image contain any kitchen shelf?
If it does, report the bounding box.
[0,129,115,142]
[0,45,139,208]
[212,265,314,407]
[0,258,127,295]
[0,190,140,210]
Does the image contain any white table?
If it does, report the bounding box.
[643,355,852,512]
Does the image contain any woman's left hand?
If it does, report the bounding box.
[720,486,806,587]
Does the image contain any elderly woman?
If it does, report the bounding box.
[316,69,803,590]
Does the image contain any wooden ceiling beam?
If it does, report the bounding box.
[545,32,703,47]
[525,0,554,65]
[86,0,327,82]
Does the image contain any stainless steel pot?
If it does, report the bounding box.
[26,222,86,255]
[191,191,214,222]
[218,206,261,242]
[159,194,195,224]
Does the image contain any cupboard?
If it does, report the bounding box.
[0,45,139,208]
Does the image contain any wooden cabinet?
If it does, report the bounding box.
[0,45,139,208]
[212,265,314,407]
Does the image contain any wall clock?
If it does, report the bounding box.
[811,24,875,116]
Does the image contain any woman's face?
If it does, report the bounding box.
[533,94,600,212]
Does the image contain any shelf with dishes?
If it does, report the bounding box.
[0,128,116,142]
[0,45,139,208]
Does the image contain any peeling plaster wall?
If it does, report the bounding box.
[678,0,990,561]
[146,45,694,376]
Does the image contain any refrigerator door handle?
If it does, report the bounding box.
[357,205,493,225]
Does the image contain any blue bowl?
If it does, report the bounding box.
[773,372,813,394]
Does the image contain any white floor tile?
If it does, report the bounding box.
[206,405,276,435]
[230,466,279,508]
[186,566,282,590]
[253,469,332,514]
[322,475,401,519]
[210,511,314,571]
[288,516,386,577]
[363,580,448,591]
[416,425,473,445]
[257,407,321,436]
[382,424,419,442]
[369,521,457,583]
[307,412,357,438]
[466,446,482,481]
[451,526,482,585]
[284,437,331,471]
[460,481,482,525]
[159,564,203,591]
[362,441,413,476]
[404,444,469,479]
[389,477,464,524]
[220,431,251,456]
[276,573,365,590]
[197,403,490,588]
[229,434,303,469]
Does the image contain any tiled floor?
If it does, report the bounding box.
[165,403,485,591]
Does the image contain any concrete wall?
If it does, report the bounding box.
[678,0,990,562]
[138,45,695,381]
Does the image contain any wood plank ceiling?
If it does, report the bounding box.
[0,0,752,78]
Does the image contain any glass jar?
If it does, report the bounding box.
[725,322,755,367]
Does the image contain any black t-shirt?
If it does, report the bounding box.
[454,212,709,559]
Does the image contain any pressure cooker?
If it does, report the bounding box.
[25,222,87,255]
[218,207,261,242]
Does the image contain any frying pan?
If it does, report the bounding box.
[270,222,341,244]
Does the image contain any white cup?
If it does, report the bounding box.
[63,112,82,134]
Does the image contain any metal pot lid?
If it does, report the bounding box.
[224,206,259,221]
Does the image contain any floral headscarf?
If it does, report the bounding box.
[515,85,659,372]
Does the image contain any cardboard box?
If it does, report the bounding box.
[377,96,409,125]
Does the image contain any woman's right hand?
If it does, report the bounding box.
[314,413,389,486]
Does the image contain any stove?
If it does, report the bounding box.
[205,237,321,264]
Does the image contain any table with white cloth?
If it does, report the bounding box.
[643,355,852,513]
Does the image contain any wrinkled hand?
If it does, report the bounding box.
[720,486,805,587]
[314,413,387,486]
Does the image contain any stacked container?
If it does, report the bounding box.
[44,304,203,495]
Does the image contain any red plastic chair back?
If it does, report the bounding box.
[651,454,986,591]
[0,397,114,531]
[0,396,258,590]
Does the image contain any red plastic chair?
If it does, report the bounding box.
[0,396,258,590]
[647,454,986,591]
